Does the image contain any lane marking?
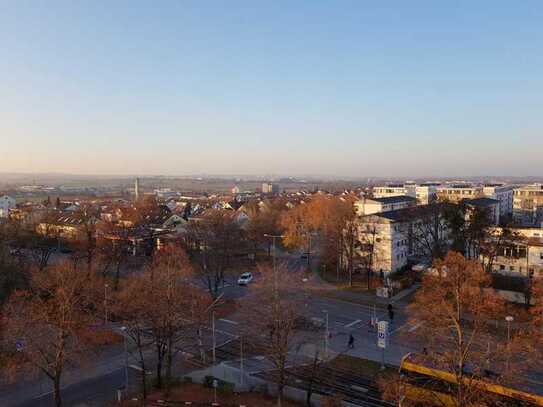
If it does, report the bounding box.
[408,321,424,332]
[345,319,362,328]
[219,318,239,325]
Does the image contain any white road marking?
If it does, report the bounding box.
[345,319,362,328]
[408,321,424,332]
[219,318,239,325]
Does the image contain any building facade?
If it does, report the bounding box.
[355,204,450,275]
[262,183,279,194]
[513,184,543,226]
[483,184,514,220]
[0,195,16,218]
[437,184,483,203]
[354,196,417,216]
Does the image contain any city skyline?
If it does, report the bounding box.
[1,1,542,177]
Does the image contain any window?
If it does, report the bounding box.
[510,266,515,272]
[540,252,543,260]
[500,265,505,270]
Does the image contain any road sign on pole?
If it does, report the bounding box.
[377,321,389,349]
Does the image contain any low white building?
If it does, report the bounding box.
[354,196,417,216]
[0,195,16,218]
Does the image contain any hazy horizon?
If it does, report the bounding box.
[1,1,542,177]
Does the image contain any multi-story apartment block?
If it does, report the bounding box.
[355,204,450,275]
[354,196,417,216]
[513,184,543,226]
[437,184,483,203]
[482,184,514,221]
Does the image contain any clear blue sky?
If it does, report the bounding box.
[1,1,542,177]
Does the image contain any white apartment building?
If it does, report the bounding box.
[513,184,543,226]
[482,184,514,220]
[354,196,417,216]
[437,184,483,203]
[0,195,16,218]
[372,183,439,205]
[355,205,450,275]
[372,184,413,198]
[414,183,440,205]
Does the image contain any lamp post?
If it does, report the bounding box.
[264,234,285,290]
[505,315,514,343]
[323,310,329,358]
[120,326,129,395]
[104,283,109,325]
[505,315,514,372]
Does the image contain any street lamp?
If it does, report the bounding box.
[505,315,514,373]
[120,326,129,395]
[264,234,285,290]
[505,315,514,343]
[104,284,109,325]
[323,310,329,358]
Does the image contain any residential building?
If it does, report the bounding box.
[483,184,514,220]
[262,183,279,194]
[464,197,500,226]
[488,227,543,278]
[513,184,543,226]
[437,184,483,203]
[0,195,16,218]
[372,183,439,205]
[354,196,417,216]
[355,204,450,275]
[414,183,440,205]
[372,184,413,199]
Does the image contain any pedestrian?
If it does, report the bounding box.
[388,309,394,322]
[348,333,355,349]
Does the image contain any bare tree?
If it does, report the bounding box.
[404,252,534,406]
[96,221,132,290]
[2,263,95,407]
[239,264,311,406]
[187,210,244,298]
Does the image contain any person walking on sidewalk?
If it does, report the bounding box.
[348,333,355,349]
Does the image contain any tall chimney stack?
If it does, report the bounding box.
[135,178,140,202]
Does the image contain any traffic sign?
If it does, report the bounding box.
[377,321,389,349]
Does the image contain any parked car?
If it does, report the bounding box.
[237,272,253,286]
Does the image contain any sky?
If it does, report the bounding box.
[0,1,542,178]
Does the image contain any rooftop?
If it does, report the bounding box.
[367,195,417,204]
[463,197,500,206]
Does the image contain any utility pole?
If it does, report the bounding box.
[212,310,216,364]
[240,335,244,386]
[104,283,109,325]
[264,234,285,291]
[323,310,329,358]
[120,327,129,396]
